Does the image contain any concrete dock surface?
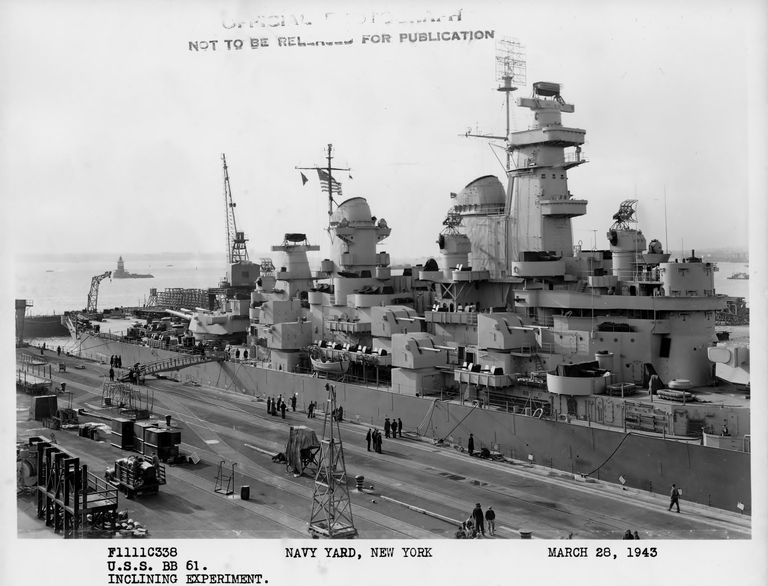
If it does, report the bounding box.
[16,348,751,540]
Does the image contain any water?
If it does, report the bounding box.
[15,252,225,316]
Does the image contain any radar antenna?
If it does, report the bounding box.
[464,38,527,171]
[496,38,527,170]
[610,199,639,230]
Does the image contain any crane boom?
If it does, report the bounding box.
[222,154,249,264]
[86,271,111,313]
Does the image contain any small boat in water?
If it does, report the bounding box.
[727,272,749,280]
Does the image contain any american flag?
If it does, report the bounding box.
[317,169,342,196]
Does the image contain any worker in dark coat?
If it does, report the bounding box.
[280,400,287,419]
[485,506,496,536]
[291,394,297,412]
[384,418,391,438]
[366,429,372,451]
[267,397,272,414]
[398,418,403,437]
[109,367,115,381]
[668,484,681,512]
[468,433,475,456]
[472,503,485,536]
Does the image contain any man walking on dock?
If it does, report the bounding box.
[485,506,495,536]
[291,394,297,412]
[668,484,681,512]
[391,418,398,438]
[109,367,114,381]
[468,433,475,456]
[384,417,391,438]
[366,429,372,451]
[280,400,286,419]
[398,418,403,438]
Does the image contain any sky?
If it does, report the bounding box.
[1,0,763,264]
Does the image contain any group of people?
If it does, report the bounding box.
[623,530,641,540]
[267,395,291,418]
[332,405,344,421]
[226,347,249,361]
[456,503,496,538]
[366,428,384,453]
[109,355,123,368]
[383,417,403,439]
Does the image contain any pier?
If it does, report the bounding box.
[16,348,751,540]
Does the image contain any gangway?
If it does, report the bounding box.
[118,353,224,383]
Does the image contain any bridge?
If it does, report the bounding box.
[119,353,224,382]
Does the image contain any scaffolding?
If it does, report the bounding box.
[101,381,154,417]
[30,437,118,537]
[308,383,357,538]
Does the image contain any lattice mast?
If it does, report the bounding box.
[221,154,249,264]
[464,38,527,171]
[309,383,357,538]
[496,38,527,171]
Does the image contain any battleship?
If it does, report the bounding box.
[69,78,750,516]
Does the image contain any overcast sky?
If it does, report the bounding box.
[1,0,764,263]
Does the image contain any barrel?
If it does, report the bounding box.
[355,475,365,491]
[240,485,250,501]
[519,530,532,539]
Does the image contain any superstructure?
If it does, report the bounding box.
[73,77,750,514]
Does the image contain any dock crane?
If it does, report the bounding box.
[86,271,112,313]
[222,154,249,264]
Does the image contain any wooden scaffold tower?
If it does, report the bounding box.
[308,383,357,538]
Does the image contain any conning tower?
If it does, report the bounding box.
[507,82,587,265]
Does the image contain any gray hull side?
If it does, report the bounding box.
[80,335,751,513]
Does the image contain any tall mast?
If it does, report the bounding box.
[326,144,334,221]
[296,143,350,234]
[496,38,526,171]
[464,38,526,172]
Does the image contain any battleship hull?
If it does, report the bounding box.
[76,333,751,514]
